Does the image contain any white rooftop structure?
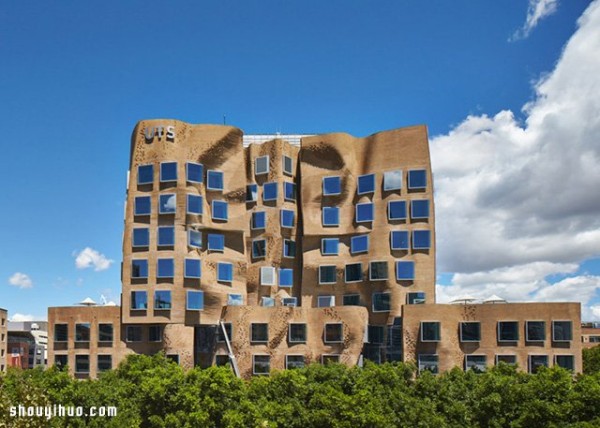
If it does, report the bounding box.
[243,134,313,148]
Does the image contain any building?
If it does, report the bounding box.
[0,308,7,372]
[48,120,582,377]
[581,322,600,349]
[7,321,49,369]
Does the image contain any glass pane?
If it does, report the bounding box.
[212,200,228,220]
[134,196,151,215]
[343,295,360,306]
[158,226,175,247]
[131,292,147,310]
[322,238,339,255]
[281,210,294,227]
[187,291,204,310]
[284,239,296,257]
[157,258,174,277]
[207,234,224,251]
[345,263,363,282]
[159,194,176,214]
[351,235,369,254]
[132,228,149,247]
[396,261,415,280]
[138,164,154,185]
[185,259,201,278]
[131,260,148,278]
[356,203,374,222]
[373,293,390,311]
[160,162,178,182]
[263,182,278,201]
[323,176,341,195]
[154,291,172,309]
[407,292,426,304]
[411,200,429,219]
[284,182,296,201]
[319,266,336,284]
[409,170,427,189]
[318,296,334,307]
[186,162,203,183]
[218,263,233,282]
[188,230,202,248]
[461,322,481,341]
[322,207,339,226]
[246,184,258,202]
[228,294,243,306]
[388,201,407,220]
[252,211,266,229]
[413,230,431,249]
[370,261,388,280]
[357,174,375,194]
[383,170,402,191]
[252,240,266,258]
[187,195,203,215]
[255,156,269,175]
[391,231,409,250]
[207,170,224,190]
[279,268,293,287]
[283,156,293,175]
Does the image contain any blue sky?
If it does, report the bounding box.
[1,0,599,320]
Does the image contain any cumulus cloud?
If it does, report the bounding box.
[510,0,559,41]
[9,313,44,322]
[8,272,33,289]
[74,247,114,271]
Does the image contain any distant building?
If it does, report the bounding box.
[581,322,600,349]
[7,321,48,368]
[0,308,7,372]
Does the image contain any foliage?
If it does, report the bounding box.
[582,345,600,375]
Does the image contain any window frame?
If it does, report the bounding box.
[396,261,415,280]
[407,292,426,304]
[279,268,293,288]
[75,355,90,374]
[211,200,228,221]
[460,322,481,342]
[282,155,293,176]
[149,325,164,342]
[134,196,151,216]
[157,226,175,247]
[408,169,427,190]
[319,265,337,284]
[344,262,363,283]
[75,323,91,342]
[420,321,441,342]
[157,258,175,278]
[187,194,203,215]
[130,291,148,310]
[263,182,278,202]
[390,230,409,250]
[260,266,276,286]
[206,170,224,191]
[465,355,487,372]
[288,323,307,343]
[186,162,203,183]
[125,325,142,342]
[280,209,295,228]
[350,235,369,254]
[497,321,519,342]
[159,193,177,214]
[255,155,270,175]
[137,164,154,185]
[412,230,431,250]
[322,206,340,227]
[418,354,439,374]
[283,239,296,258]
[411,199,430,220]
[186,290,204,311]
[160,161,178,183]
[317,295,335,308]
[188,229,202,248]
[355,202,375,223]
[357,173,375,195]
[97,355,112,372]
[383,169,402,191]
[154,290,172,310]
[495,355,517,366]
[217,262,233,283]
[552,320,573,342]
[131,259,148,279]
[284,182,296,202]
[324,323,343,343]
[252,239,267,259]
[554,355,575,371]
[528,354,549,373]
[286,355,305,369]
[98,323,113,343]
[246,184,258,202]
[132,227,150,248]
[251,323,269,343]
[343,294,360,306]
[322,176,341,196]
[372,292,391,312]
[252,355,270,376]
[184,258,201,279]
[369,261,388,281]
[388,200,407,221]
[207,233,225,252]
[526,321,546,342]
[321,238,339,256]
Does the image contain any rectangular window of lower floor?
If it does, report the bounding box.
[418,354,438,374]
[253,355,270,375]
[286,355,305,369]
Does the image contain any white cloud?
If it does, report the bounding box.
[8,272,33,289]
[74,247,114,271]
[9,313,46,322]
[510,0,559,41]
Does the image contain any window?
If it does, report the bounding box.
[149,325,164,342]
[390,231,409,250]
[496,355,517,366]
[157,258,174,278]
[228,294,243,306]
[282,297,298,307]
[263,182,278,201]
[188,230,202,248]
[251,323,269,343]
[166,354,179,364]
[186,162,203,183]
[324,323,343,343]
[158,226,175,247]
[131,291,147,310]
[418,354,439,374]
[283,239,296,258]
[212,200,228,221]
[388,201,407,220]
[289,323,307,343]
[126,326,142,342]
[350,235,369,254]
[319,265,337,284]
[529,355,549,373]
[357,173,375,195]
[345,263,363,283]
[372,292,391,312]
[160,162,178,182]
[281,209,295,228]
[252,239,266,258]
[283,155,293,176]
[498,321,519,342]
[253,355,270,375]
[132,228,149,247]
[286,355,304,369]
[215,355,229,366]
[255,155,269,175]
[323,176,341,196]
[413,230,431,249]
[396,261,415,280]
[98,324,113,343]
[138,164,154,185]
[421,322,441,342]
[207,234,224,251]
[252,211,266,229]
[246,184,258,202]
[54,324,68,342]
[318,295,335,307]
[369,261,388,281]
[383,170,402,191]
[279,268,293,287]
[465,355,487,372]
[284,182,296,201]
[408,169,427,189]
[411,200,429,219]
[356,202,374,223]
[261,297,275,307]
[322,207,340,226]
[322,355,340,364]
[368,325,385,344]
[75,355,90,374]
[460,322,481,342]
[526,321,546,341]
[184,258,201,278]
[555,355,575,371]
[97,355,112,372]
[187,194,203,215]
[343,294,360,306]
[134,196,151,215]
[75,323,90,342]
[217,262,233,283]
[54,354,68,369]
[187,291,204,310]
[207,170,224,191]
[217,323,232,342]
[321,238,339,255]
[261,266,276,286]
[552,321,573,342]
[159,194,176,214]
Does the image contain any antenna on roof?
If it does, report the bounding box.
[223,114,226,125]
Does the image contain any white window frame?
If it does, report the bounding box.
[188,229,202,248]
[408,169,427,190]
[159,161,178,183]
[388,200,407,221]
[372,292,391,312]
[157,226,175,247]
[369,260,388,281]
[211,200,228,221]
[255,155,270,175]
[288,323,307,343]
[246,183,258,202]
[322,207,340,227]
[318,266,337,285]
[418,354,439,374]
[187,194,203,215]
[321,238,339,256]
[132,227,149,248]
[261,266,276,286]
[317,295,335,307]
[137,164,154,185]
[528,354,549,373]
[282,155,293,176]
[420,321,441,342]
[284,182,296,202]
[282,297,298,307]
[184,258,201,279]
[251,211,266,230]
[283,239,296,258]
[344,262,363,283]
[252,239,267,259]
[279,268,293,287]
[390,230,409,251]
[322,176,341,196]
[411,199,430,219]
[396,260,415,280]
[350,235,369,254]
[285,355,305,369]
[159,193,177,215]
[497,321,519,342]
[186,290,204,311]
[465,355,487,372]
[412,230,431,250]
[207,233,225,252]
[186,161,203,183]
[206,170,224,191]
[526,320,546,342]
[250,323,269,343]
[324,323,343,343]
[217,262,233,283]
[280,209,295,228]
[383,169,402,191]
[134,196,151,216]
[252,354,270,376]
[357,173,375,195]
[460,322,481,342]
[263,182,278,201]
[355,202,374,223]
[495,354,517,366]
[552,320,573,342]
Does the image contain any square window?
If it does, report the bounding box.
[137,164,154,185]
[283,155,293,176]
[345,263,363,283]
[318,295,335,307]
[251,323,269,342]
[159,194,176,214]
[97,355,112,372]
[396,261,415,280]
[187,194,203,215]
[149,325,164,342]
[207,234,225,252]
[131,260,148,278]
[555,355,575,371]
[188,230,202,248]
[281,209,295,228]
[407,292,426,304]
[319,265,337,284]
[350,235,369,254]
[369,261,388,281]
[411,200,429,219]
[413,230,431,249]
[255,155,269,175]
[216,355,230,367]
[228,294,243,306]
[186,162,203,183]
[160,162,178,182]
[323,176,341,196]
[54,354,68,369]
[343,294,360,306]
[261,266,276,286]
[134,196,151,216]
[526,321,546,341]
[261,297,275,307]
[98,324,113,342]
[283,239,296,258]
[388,201,407,220]
[368,326,385,344]
[75,323,90,342]
[187,291,204,310]
[356,202,374,223]
[465,355,487,372]
[263,182,278,201]
[184,258,201,278]
[321,238,339,255]
[553,321,573,342]
[54,324,68,342]
[283,297,298,307]
[253,355,270,375]
[357,173,375,195]
[284,182,296,201]
[286,355,304,369]
[408,169,427,189]
[383,170,402,191]
[207,170,224,191]
[289,323,307,343]
[460,322,481,342]
[212,200,228,221]
[252,211,266,229]
[157,258,174,278]
[252,239,267,259]
[131,291,147,310]
[421,322,440,342]
[372,292,391,312]
[75,355,90,374]
[132,228,149,247]
[498,321,519,342]
[322,207,340,226]
[158,226,175,247]
[217,263,233,283]
[126,326,142,342]
[418,354,439,374]
[390,231,409,250]
[496,355,517,365]
[279,268,293,287]
[529,355,549,373]
[324,323,343,343]
[246,184,258,202]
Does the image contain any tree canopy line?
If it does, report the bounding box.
[1,346,600,428]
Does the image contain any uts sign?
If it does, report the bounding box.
[144,125,175,142]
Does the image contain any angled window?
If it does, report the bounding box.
[497,321,519,342]
[154,290,171,309]
[283,155,293,176]
[465,355,487,372]
[246,184,258,202]
[555,355,575,371]
[188,230,202,248]
[207,170,224,191]
[390,230,409,250]
[187,194,203,215]
[97,355,112,372]
[460,322,481,342]
[350,235,369,254]
[319,265,337,284]
[284,182,296,201]
[131,259,148,278]
[418,355,439,375]
[138,164,154,185]
[322,207,340,226]
[279,268,293,287]
[149,325,163,342]
[228,294,243,306]
[252,211,266,229]
[396,261,415,280]
[134,196,151,216]
[496,355,517,366]
[75,323,90,342]
[529,355,549,373]
[261,297,275,307]
[526,321,546,341]
[283,239,296,258]
[283,297,298,307]
[160,162,178,182]
[98,324,113,343]
[345,263,363,283]
[383,170,402,191]
[372,292,391,312]
[357,173,375,195]
[157,258,174,278]
[211,200,228,221]
[408,169,427,189]
[217,262,233,283]
[255,155,269,175]
[54,324,68,342]
[553,321,573,342]
[252,239,267,259]
[324,323,343,343]
[207,234,225,252]
[251,323,269,342]
[261,266,276,286]
[411,200,429,219]
[369,261,388,281]
[286,355,304,369]
[75,355,90,374]
[159,194,176,214]
[186,291,204,310]
[184,258,201,278]
[317,295,335,307]
[281,209,295,228]
[289,323,307,343]
[131,291,147,310]
[368,325,385,344]
[132,228,149,248]
[413,230,431,249]
[217,323,232,342]
[263,182,278,201]
[388,200,407,220]
[421,322,440,342]
[323,176,341,196]
[321,238,339,256]
[343,294,360,306]
[253,355,270,375]
[356,202,374,223]
[126,325,142,342]
[158,226,175,247]
[186,162,203,183]
[407,292,426,304]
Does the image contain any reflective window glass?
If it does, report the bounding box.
[323,176,341,195]
[207,170,224,191]
[138,164,154,185]
[159,194,176,214]
[186,162,203,183]
[160,162,178,182]
[134,196,151,216]
[187,194,203,215]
